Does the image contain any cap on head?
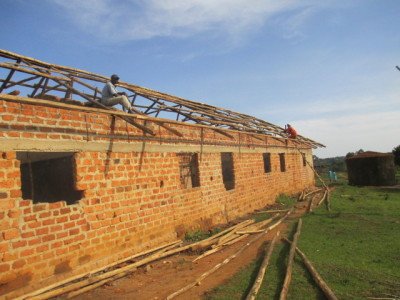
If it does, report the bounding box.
[111,74,120,81]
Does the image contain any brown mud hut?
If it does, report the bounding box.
[346,151,396,186]
[0,49,324,296]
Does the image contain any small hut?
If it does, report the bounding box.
[346,151,396,186]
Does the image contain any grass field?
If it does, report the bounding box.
[205,174,400,300]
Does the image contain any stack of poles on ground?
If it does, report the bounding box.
[7,154,334,300]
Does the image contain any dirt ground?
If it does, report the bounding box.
[74,201,309,300]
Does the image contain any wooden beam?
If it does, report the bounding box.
[283,238,338,300]
[30,77,46,97]
[245,231,280,300]
[279,219,302,300]
[0,59,21,93]
[0,62,70,82]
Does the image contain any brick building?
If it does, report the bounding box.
[0,50,324,295]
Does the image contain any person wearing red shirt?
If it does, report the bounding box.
[284,124,297,139]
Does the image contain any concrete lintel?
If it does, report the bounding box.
[0,137,309,155]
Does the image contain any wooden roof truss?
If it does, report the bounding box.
[0,49,324,148]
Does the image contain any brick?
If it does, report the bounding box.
[70,214,80,221]
[49,202,64,209]
[20,200,32,207]
[51,241,63,249]
[56,247,68,256]
[0,199,15,209]
[3,228,19,240]
[21,231,35,238]
[42,234,55,242]
[12,259,26,269]
[8,209,20,218]
[39,212,51,218]
[24,215,37,222]
[56,216,68,223]
[63,221,75,229]
[60,207,71,215]
[10,189,22,198]
[43,218,55,226]
[33,204,47,212]
[0,263,11,272]
[69,228,79,235]
[12,240,27,249]
[50,225,62,232]
[20,248,35,257]
[0,242,9,253]
[28,221,41,229]
[36,245,49,252]
[28,237,41,246]
[36,227,49,236]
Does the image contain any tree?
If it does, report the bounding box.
[392,145,400,166]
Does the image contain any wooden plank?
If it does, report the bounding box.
[279,219,303,300]
[245,231,280,300]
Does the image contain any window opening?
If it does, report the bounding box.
[177,153,200,189]
[221,152,235,190]
[302,153,307,167]
[18,152,83,205]
[279,153,286,172]
[263,153,271,173]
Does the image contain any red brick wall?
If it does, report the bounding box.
[0,96,315,294]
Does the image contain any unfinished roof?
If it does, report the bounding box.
[0,49,324,148]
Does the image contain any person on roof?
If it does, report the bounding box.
[101,74,134,113]
[284,124,297,139]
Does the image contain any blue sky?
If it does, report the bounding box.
[1,0,399,158]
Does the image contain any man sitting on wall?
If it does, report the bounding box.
[284,124,297,139]
[101,74,134,113]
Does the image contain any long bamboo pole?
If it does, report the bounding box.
[279,219,303,300]
[245,231,280,300]
[283,238,338,300]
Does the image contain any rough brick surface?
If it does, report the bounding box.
[0,97,315,293]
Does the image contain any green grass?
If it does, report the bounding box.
[205,175,400,300]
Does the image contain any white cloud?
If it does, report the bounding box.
[51,0,327,42]
[296,110,400,158]
[253,92,400,157]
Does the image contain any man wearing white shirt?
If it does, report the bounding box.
[101,74,133,113]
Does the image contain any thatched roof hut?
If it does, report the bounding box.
[346,151,396,186]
